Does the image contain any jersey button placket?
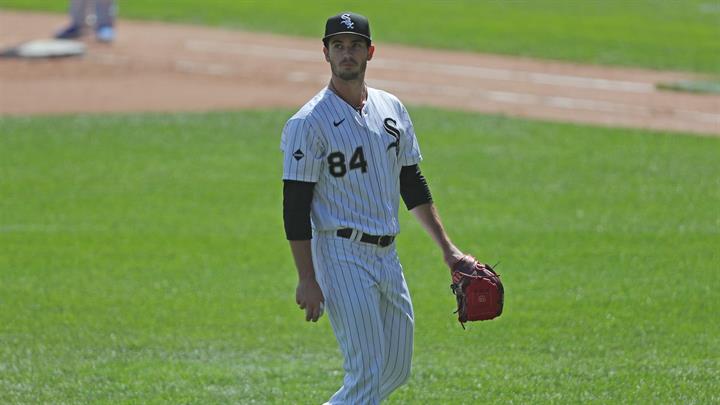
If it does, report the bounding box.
[362,108,390,232]
[354,110,366,128]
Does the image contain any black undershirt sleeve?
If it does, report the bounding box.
[283,180,315,240]
[400,164,433,210]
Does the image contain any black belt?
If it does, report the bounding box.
[336,228,395,247]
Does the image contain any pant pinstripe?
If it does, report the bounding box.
[313,231,414,404]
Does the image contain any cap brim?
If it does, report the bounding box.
[322,32,371,42]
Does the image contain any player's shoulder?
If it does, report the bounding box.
[287,87,334,125]
[368,86,397,99]
[368,86,406,111]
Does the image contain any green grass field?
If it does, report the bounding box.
[1,110,718,403]
[2,0,719,74]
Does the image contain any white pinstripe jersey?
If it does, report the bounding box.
[281,86,422,236]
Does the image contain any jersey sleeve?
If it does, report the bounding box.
[280,117,326,182]
[398,103,422,166]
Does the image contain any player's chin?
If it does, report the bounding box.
[337,70,361,81]
[331,64,359,80]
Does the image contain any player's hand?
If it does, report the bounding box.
[296,278,325,322]
[443,245,466,272]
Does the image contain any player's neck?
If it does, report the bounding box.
[329,78,367,111]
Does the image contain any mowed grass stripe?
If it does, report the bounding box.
[1,110,718,403]
[2,0,719,74]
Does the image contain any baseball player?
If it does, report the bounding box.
[54,0,116,42]
[281,12,472,404]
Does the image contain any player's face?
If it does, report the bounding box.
[324,34,375,81]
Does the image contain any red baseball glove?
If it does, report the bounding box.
[450,256,504,328]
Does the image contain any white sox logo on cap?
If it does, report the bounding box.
[323,12,371,44]
[340,13,354,29]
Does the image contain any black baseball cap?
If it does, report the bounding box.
[323,12,371,45]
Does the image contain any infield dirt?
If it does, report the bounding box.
[1,10,718,136]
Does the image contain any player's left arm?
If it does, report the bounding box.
[396,103,466,270]
[400,165,465,270]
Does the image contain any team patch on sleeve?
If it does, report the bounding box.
[281,117,325,182]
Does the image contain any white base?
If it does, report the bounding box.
[15,39,86,58]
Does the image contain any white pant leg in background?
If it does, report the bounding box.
[68,0,115,28]
[313,231,414,405]
[94,0,115,28]
[68,0,88,27]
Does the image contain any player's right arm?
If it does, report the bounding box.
[288,240,324,322]
[284,180,324,322]
[281,116,326,322]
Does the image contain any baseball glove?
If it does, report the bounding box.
[450,256,504,328]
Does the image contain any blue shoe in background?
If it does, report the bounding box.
[96,25,115,43]
[55,24,83,39]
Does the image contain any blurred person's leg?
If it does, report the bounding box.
[95,0,116,42]
[55,0,87,39]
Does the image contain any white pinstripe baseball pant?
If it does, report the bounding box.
[313,230,414,404]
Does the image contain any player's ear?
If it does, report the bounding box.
[367,45,375,61]
[323,46,330,62]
